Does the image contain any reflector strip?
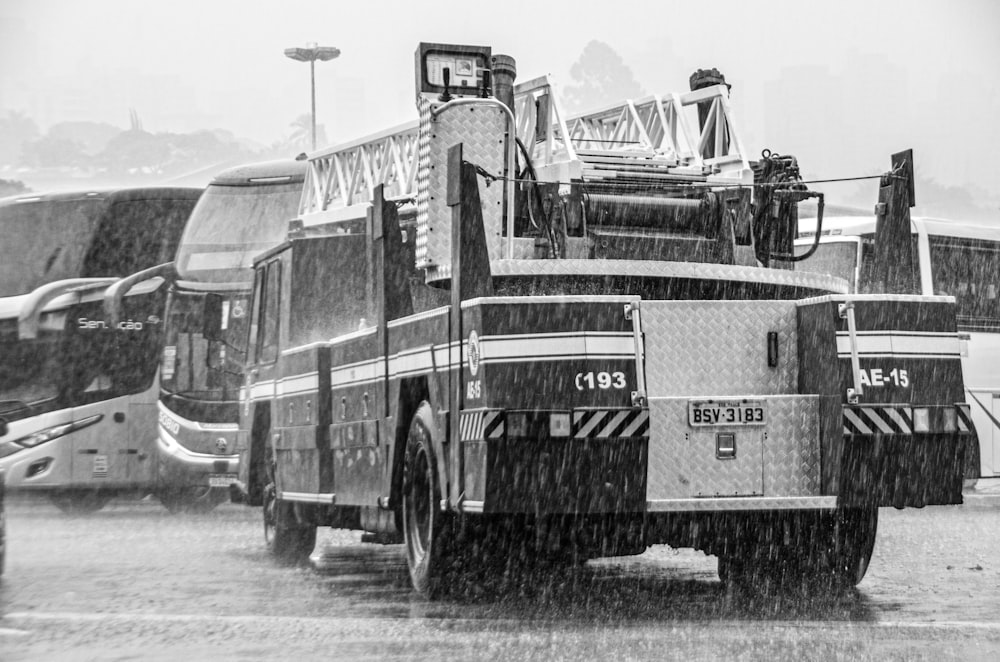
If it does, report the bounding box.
[597,410,630,438]
[572,409,649,438]
[843,406,912,434]
[841,405,975,435]
[957,405,972,433]
[884,407,913,433]
[864,408,895,434]
[573,410,608,438]
[459,410,504,441]
[843,408,873,434]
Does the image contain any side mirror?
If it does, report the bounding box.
[202,293,224,341]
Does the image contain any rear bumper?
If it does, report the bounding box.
[460,408,649,515]
[456,401,971,515]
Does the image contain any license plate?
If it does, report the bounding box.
[689,400,766,426]
[208,473,237,488]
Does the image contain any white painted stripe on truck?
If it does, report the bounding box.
[836,331,961,358]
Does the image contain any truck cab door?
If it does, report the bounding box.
[246,258,283,488]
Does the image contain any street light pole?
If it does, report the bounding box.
[284,42,341,151]
[309,58,317,151]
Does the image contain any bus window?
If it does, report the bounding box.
[83,198,192,278]
[795,239,861,291]
[929,236,1000,330]
[0,198,103,297]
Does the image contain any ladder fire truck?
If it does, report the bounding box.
[237,43,972,597]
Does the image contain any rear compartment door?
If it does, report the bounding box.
[640,300,802,499]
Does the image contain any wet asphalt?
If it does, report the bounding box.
[1,487,999,661]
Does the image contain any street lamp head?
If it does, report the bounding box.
[284,45,341,63]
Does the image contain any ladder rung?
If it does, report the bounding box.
[581,169,708,184]
[576,148,658,158]
[577,155,679,168]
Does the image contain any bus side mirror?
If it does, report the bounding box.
[203,293,224,341]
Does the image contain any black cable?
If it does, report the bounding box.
[515,137,559,257]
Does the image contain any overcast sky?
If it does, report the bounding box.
[1,0,998,203]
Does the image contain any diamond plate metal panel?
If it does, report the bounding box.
[647,395,822,503]
[488,259,848,293]
[642,300,799,396]
[415,99,432,268]
[762,396,821,497]
[647,398,762,499]
[415,98,506,270]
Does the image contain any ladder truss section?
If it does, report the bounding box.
[514,77,752,187]
[300,121,420,221]
[299,76,753,223]
[513,75,579,171]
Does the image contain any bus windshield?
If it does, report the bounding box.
[929,236,1000,330]
[0,198,104,297]
[174,183,303,285]
[0,296,163,423]
[795,239,860,291]
[159,290,248,422]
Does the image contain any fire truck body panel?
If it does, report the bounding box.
[798,294,969,507]
[243,247,970,518]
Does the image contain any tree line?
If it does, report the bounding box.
[0,111,323,192]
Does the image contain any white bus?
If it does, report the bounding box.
[105,160,308,512]
[796,214,1000,479]
[0,187,201,512]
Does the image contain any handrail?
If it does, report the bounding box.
[839,301,864,404]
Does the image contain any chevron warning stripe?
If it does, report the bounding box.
[459,410,504,441]
[843,405,974,435]
[572,409,650,438]
[843,406,913,434]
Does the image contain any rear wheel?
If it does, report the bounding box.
[402,403,455,597]
[261,442,315,564]
[719,508,878,595]
[823,507,878,589]
[262,482,316,564]
[49,490,113,515]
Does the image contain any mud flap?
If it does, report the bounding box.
[839,432,967,507]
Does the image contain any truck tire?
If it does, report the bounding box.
[823,507,878,590]
[263,482,316,565]
[402,402,456,598]
[719,508,878,595]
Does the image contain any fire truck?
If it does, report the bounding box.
[237,43,972,597]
